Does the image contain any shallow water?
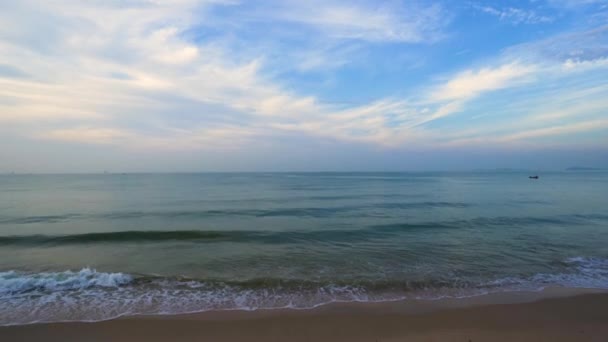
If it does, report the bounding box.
[1,172,607,324]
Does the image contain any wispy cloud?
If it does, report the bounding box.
[498,118,608,143]
[0,0,607,172]
[271,1,448,43]
[42,127,134,145]
[474,5,554,25]
[429,62,538,102]
[548,0,608,8]
[0,0,449,148]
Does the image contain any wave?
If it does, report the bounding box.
[0,231,230,246]
[1,256,607,325]
[0,226,420,246]
[0,214,82,225]
[0,201,474,224]
[0,268,132,295]
[483,257,608,290]
[0,220,474,246]
[2,212,607,246]
[2,209,607,226]
[0,271,471,297]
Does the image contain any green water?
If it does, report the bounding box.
[1,172,607,324]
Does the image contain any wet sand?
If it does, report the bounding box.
[2,291,608,341]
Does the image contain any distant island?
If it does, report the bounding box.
[565,167,605,171]
[471,168,532,172]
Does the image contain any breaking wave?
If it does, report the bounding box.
[1,256,607,326]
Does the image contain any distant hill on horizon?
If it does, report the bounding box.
[565,167,605,171]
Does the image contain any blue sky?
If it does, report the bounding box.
[0,0,607,172]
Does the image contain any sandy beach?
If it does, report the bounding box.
[2,290,608,341]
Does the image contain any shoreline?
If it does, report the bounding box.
[2,288,608,341]
[127,286,606,320]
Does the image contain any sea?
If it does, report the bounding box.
[1,172,607,325]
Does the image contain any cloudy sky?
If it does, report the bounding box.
[1,0,607,172]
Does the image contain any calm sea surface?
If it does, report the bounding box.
[1,172,607,324]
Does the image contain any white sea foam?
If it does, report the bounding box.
[0,268,132,295]
[484,256,608,290]
[1,257,607,326]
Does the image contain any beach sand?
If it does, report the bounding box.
[2,290,608,341]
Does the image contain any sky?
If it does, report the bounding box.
[0,0,607,172]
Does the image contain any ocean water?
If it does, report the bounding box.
[1,172,607,325]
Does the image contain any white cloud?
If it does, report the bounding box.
[548,0,608,8]
[0,0,607,158]
[503,25,608,65]
[0,0,452,149]
[429,62,538,102]
[281,2,446,43]
[530,97,608,123]
[562,57,608,71]
[442,118,608,147]
[475,5,553,25]
[498,119,608,142]
[42,127,133,145]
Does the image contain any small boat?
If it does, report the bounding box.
[529,175,539,179]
